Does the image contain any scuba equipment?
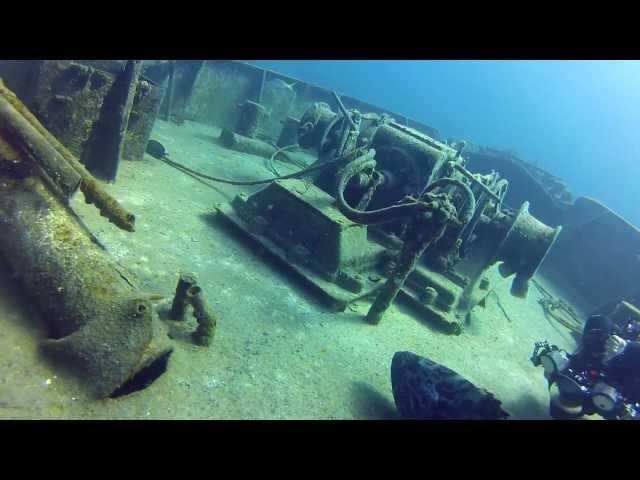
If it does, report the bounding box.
[591,382,622,413]
[532,338,640,419]
[582,314,615,356]
[531,340,570,380]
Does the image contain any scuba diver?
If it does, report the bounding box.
[531,314,640,420]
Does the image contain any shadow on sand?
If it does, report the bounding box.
[394,300,459,336]
[350,381,400,420]
[192,132,220,144]
[505,392,551,420]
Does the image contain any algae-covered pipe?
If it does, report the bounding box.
[219,128,312,168]
[170,272,198,321]
[0,173,172,398]
[169,274,217,346]
[0,95,81,200]
[0,79,136,232]
[188,285,217,347]
[220,128,275,158]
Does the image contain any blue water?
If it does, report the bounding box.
[249,60,640,226]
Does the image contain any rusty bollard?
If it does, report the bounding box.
[170,273,217,347]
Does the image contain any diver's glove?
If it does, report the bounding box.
[603,335,628,363]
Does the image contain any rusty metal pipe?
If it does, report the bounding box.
[0,175,172,397]
[0,96,81,199]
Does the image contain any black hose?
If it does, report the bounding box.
[267,144,298,176]
[157,148,475,227]
[156,155,337,186]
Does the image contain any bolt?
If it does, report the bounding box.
[421,286,438,306]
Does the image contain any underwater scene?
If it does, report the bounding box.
[0,59,639,420]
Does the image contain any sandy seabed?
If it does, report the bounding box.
[0,119,587,419]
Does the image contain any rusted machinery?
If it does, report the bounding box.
[218,98,561,333]
[0,80,173,397]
